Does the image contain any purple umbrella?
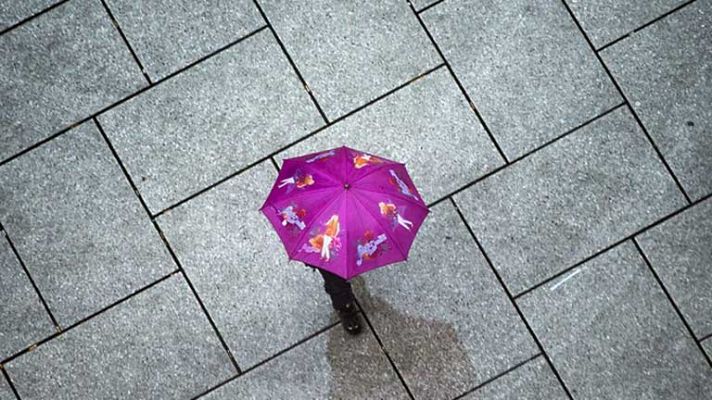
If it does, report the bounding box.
[260,146,429,279]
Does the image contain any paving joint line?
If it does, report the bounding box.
[151,63,446,218]
[269,156,280,171]
[450,198,574,400]
[427,102,626,208]
[0,25,268,168]
[94,118,242,374]
[0,271,178,366]
[415,0,446,14]
[560,0,692,205]
[632,238,712,368]
[99,0,152,84]
[0,0,71,37]
[352,299,416,400]
[408,0,509,164]
[1,366,21,399]
[594,0,698,52]
[2,231,61,330]
[252,0,330,124]
[699,332,712,343]
[452,353,543,400]
[513,190,712,300]
[191,320,341,399]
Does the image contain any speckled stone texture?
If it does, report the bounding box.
[461,357,568,400]
[0,0,146,162]
[601,0,712,201]
[0,121,174,326]
[454,107,687,294]
[703,339,712,359]
[410,0,437,11]
[352,202,538,400]
[157,161,336,369]
[637,198,712,338]
[0,0,59,30]
[518,242,712,399]
[567,0,686,48]
[422,0,621,159]
[105,0,263,80]
[5,275,235,400]
[0,374,13,400]
[99,29,324,214]
[279,68,504,203]
[258,0,440,119]
[0,234,54,359]
[204,325,409,400]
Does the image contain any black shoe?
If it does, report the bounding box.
[336,302,362,335]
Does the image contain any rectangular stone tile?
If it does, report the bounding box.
[0,234,55,359]
[0,0,59,30]
[279,68,504,203]
[601,1,712,200]
[454,107,686,294]
[461,357,568,400]
[0,0,146,162]
[105,0,263,80]
[568,0,686,48]
[6,275,235,400]
[352,202,538,400]
[157,161,336,369]
[637,198,712,338]
[517,242,712,399]
[0,121,174,326]
[259,0,440,119]
[422,0,621,159]
[204,325,408,400]
[99,29,324,214]
[703,338,712,360]
[0,374,12,400]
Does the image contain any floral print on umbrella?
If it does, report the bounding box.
[353,153,384,169]
[301,215,341,261]
[356,230,389,266]
[278,205,307,231]
[379,202,413,231]
[279,169,314,192]
[388,169,418,200]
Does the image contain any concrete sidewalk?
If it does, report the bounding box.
[1,0,710,399]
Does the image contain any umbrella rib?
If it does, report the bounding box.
[349,185,429,213]
[350,189,408,260]
[348,162,398,186]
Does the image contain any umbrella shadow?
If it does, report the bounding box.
[325,275,478,400]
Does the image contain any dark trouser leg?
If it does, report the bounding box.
[315,267,355,310]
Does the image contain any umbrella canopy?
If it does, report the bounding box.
[260,146,429,279]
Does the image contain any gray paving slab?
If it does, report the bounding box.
[637,198,712,338]
[99,29,324,214]
[105,0,263,80]
[0,121,174,326]
[461,357,568,400]
[204,324,408,400]
[422,0,621,159]
[6,275,235,400]
[0,234,55,360]
[567,0,686,48]
[410,0,438,12]
[259,0,440,119]
[157,161,337,369]
[0,0,59,30]
[0,374,12,400]
[703,338,712,359]
[0,0,146,162]
[279,68,504,203]
[351,201,538,400]
[454,107,687,294]
[601,1,712,201]
[518,242,712,399]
